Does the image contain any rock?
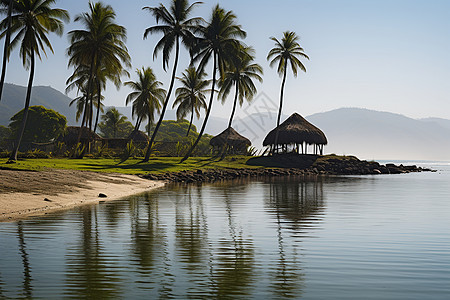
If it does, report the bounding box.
[44,198,52,202]
[98,193,107,198]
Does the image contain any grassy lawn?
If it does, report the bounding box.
[0,155,263,174]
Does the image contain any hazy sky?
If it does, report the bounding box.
[2,0,450,120]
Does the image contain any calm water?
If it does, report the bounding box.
[1,163,450,299]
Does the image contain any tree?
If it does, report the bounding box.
[219,45,263,128]
[172,67,209,136]
[98,107,131,138]
[0,124,11,142]
[142,0,203,162]
[67,2,130,136]
[267,31,309,152]
[180,5,246,163]
[5,0,69,161]
[124,67,165,134]
[9,105,67,149]
[0,0,13,101]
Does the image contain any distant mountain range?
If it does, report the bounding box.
[1,83,449,161]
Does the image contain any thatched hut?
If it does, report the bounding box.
[263,113,327,155]
[210,127,251,154]
[57,126,101,147]
[128,130,149,143]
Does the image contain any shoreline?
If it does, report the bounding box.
[0,169,165,222]
[143,157,434,183]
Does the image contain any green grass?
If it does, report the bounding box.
[0,155,263,174]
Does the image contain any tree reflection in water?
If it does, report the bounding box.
[266,176,325,298]
[173,184,212,296]
[128,192,173,297]
[64,207,122,298]
[210,181,256,298]
[17,221,33,299]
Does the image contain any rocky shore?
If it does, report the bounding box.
[142,155,433,183]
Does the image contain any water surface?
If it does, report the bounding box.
[1,164,449,299]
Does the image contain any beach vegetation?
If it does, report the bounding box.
[98,107,133,138]
[0,0,13,100]
[219,45,263,129]
[67,1,131,141]
[124,67,166,134]
[9,105,67,150]
[5,0,69,161]
[180,5,246,163]
[267,31,309,150]
[172,67,209,137]
[143,0,203,162]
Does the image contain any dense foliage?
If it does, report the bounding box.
[98,107,134,138]
[9,105,67,148]
[148,119,213,156]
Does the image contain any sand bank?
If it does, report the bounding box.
[0,169,165,222]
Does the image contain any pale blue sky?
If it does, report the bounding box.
[2,0,450,119]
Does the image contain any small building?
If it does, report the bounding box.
[210,127,251,155]
[263,113,327,155]
[57,126,101,148]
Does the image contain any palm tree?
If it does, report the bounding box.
[67,2,130,135]
[219,45,263,129]
[69,85,104,127]
[142,0,202,162]
[267,31,309,152]
[0,0,14,101]
[100,107,127,138]
[5,0,69,161]
[172,67,209,136]
[180,5,246,163]
[125,67,166,132]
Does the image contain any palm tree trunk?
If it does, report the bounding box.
[93,82,101,133]
[143,38,180,162]
[273,66,287,154]
[186,105,194,137]
[180,53,217,163]
[135,116,141,131]
[9,53,35,161]
[0,0,13,101]
[228,83,239,128]
[75,58,96,148]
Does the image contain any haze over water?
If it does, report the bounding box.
[1,163,449,299]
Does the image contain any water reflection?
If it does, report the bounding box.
[0,177,327,298]
[17,221,33,299]
[64,208,122,298]
[211,182,255,298]
[266,177,325,298]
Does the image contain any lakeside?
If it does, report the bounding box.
[0,168,164,222]
[0,155,433,222]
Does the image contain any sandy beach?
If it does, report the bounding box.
[0,169,165,222]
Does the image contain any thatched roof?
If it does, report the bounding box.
[210,127,251,148]
[128,130,149,142]
[263,113,327,146]
[58,126,101,144]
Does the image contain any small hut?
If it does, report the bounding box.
[263,113,327,155]
[57,126,101,148]
[128,130,149,148]
[210,127,251,154]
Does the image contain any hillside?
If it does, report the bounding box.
[0,83,78,125]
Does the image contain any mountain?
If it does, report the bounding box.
[0,83,78,126]
[307,108,450,161]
